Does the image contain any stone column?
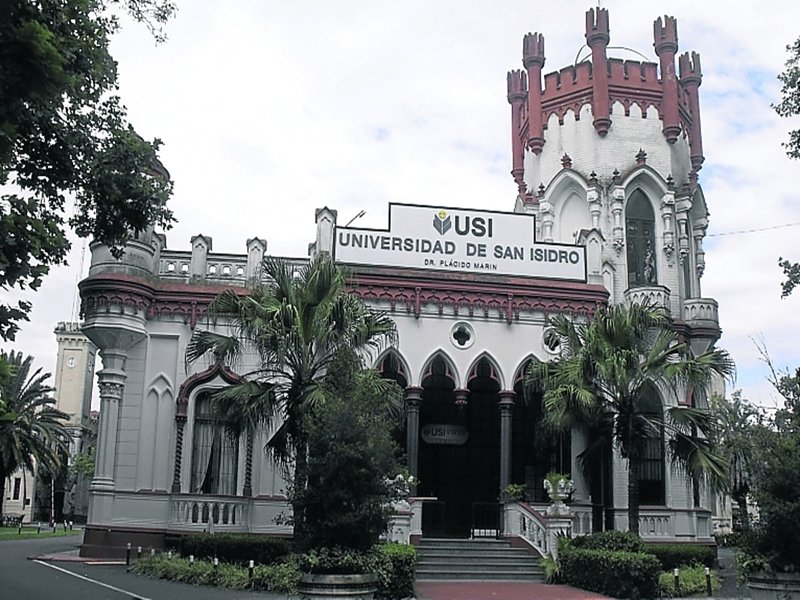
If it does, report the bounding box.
[571,428,590,502]
[405,387,423,495]
[170,416,186,493]
[243,430,254,497]
[499,391,516,497]
[91,349,127,491]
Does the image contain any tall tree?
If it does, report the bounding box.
[708,391,766,531]
[775,35,800,296]
[526,301,735,535]
[0,350,69,519]
[0,0,177,341]
[186,255,396,541]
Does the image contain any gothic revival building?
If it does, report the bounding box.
[78,9,722,555]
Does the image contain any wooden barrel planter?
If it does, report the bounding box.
[298,573,379,600]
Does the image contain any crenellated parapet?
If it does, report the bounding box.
[507,8,706,191]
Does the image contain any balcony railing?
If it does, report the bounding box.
[682,298,719,325]
[169,495,250,533]
[624,285,670,312]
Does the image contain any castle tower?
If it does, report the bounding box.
[507,8,718,355]
[54,322,97,433]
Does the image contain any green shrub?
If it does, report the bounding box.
[173,533,291,566]
[132,554,300,593]
[658,564,720,597]
[570,530,647,553]
[645,543,715,570]
[297,547,373,575]
[373,544,416,600]
[560,548,661,599]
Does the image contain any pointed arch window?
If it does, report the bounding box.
[190,391,239,495]
[638,387,665,505]
[626,190,657,287]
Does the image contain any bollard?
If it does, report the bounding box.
[137,546,142,561]
[126,543,132,566]
[69,521,73,531]
[18,523,22,535]
[63,521,67,532]
[248,559,254,585]
[189,555,194,564]
[674,568,680,596]
[150,548,156,557]
[705,567,712,597]
[168,550,172,559]
[52,522,56,533]
[37,522,41,534]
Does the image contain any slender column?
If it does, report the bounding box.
[522,32,545,154]
[405,386,423,495]
[499,391,516,498]
[243,429,254,497]
[679,51,704,170]
[171,417,186,493]
[91,349,127,491]
[654,16,681,143]
[585,7,611,136]
[571,428,590,502]
[507,69,528,194]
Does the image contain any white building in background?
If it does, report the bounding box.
[77,9,723,556]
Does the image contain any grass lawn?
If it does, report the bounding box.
[0,527,83,542]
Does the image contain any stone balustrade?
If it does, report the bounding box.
[623,285,671,312]
[169,495,250,533]
[682,298,719,324]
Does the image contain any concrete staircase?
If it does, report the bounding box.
[415,538,545,581]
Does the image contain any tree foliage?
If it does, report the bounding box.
[294,347,402,552]
[0,0,177,341]
[186,255,397,542]
[0,350,69,519]
[708,391,768,531]
[775,36,800,296]
[526,301,735,535]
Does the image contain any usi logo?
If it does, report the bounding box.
[433,211,494,238]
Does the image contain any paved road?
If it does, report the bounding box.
[0,535,294,600]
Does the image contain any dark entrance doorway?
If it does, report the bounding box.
[418,357,500,538]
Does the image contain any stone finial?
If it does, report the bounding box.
[666,174,675,189]
[537,183,546,198]
[653,15,678,55]
[612,169,621,185]
[635,148,647,165]
[561,153,572,169]
[506,70,528,102]
[589,171,598,186]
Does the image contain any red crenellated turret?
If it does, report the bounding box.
[585,7,611,137]
[522,32,546,155]
[653,15,681,144]
[679,51,704,170]
[506,69,528,194]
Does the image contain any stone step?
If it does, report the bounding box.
[415,537,544,582]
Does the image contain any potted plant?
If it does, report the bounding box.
[543,472,573,516]
[294,349,404,600]
[738,388,800,599]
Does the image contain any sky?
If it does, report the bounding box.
[7,0,800,411]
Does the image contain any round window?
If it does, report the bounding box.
[450,322,475,349]
[543,328,562,355]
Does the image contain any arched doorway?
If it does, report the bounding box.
[417,356,501,537]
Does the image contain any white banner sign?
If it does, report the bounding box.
[334,203,586,281]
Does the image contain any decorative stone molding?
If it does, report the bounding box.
[624,285,670,312]
[98,382,124,401]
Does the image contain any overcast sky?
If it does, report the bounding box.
[7,0,800,411]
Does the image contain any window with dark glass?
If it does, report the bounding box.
[626,190,657,287]
[190,391,239,495]
[12,477,21,500]
[638,388,665,505]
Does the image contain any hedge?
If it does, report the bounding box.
[374,543,416,600]
[645,543,715,570]
[560,548,661,599]
[172,533,291,566]
[570,530,647,553]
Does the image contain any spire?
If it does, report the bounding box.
[522,32,546,154]
[654,15,681,143]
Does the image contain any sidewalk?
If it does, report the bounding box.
[416,581,609,600]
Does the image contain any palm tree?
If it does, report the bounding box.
[186,254,396,540]
[0,351,69,520]
[526,301,735,535]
